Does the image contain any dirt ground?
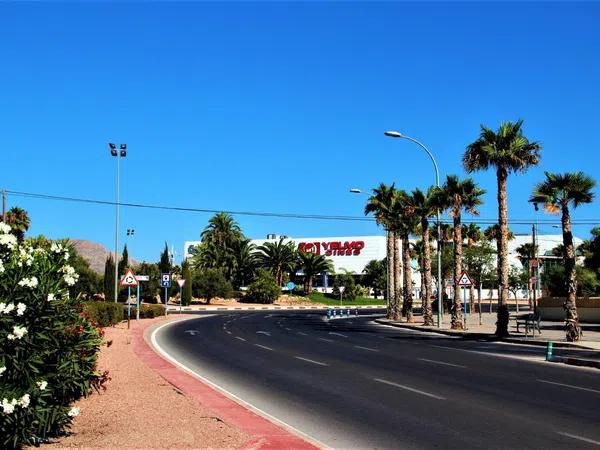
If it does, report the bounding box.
[43,318,250,449]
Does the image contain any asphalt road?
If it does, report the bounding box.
[153,311,600,449]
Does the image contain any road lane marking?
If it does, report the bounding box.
[150,319,328,450]
[256,331,271,337]
[294,356,329,366]
[373,378,445,400]
[225,330,232,335]
[329,332,348,338]
[556,431,600,446]
[254,344,274,351]
[285,328,292,331]
[297,332,308,336]
[538,379,600,394]
[235,336,246,342]
[418,358,465,368]
[354,345,379,352]
[318,337,334,342]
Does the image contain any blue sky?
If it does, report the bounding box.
[2,2,599,263]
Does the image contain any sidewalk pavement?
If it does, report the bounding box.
[375,310,600,369]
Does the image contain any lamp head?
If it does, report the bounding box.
[384,131,403,138]
[349,188,362,194]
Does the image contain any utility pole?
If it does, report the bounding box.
[532,222,538,314]
[2,189,6,223]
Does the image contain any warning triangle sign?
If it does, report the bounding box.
[457,272,473,287]
[120,268,139,287]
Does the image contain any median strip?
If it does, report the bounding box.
[294,356,329,366]
[373,378,445,400]
[537,379,600,394]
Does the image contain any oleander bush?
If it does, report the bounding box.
[122,304,164,320]
[83,301,123,327]
[243,269,280,304]
[0,223,106,448]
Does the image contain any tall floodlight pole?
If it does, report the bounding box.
[384,131,443,328]
[110,143,127,303]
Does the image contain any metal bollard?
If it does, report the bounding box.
[355,308,358,316]
[327,309,331,320]
[347,309,350,316]
[546,341,554,361]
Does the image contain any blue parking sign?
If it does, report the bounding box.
[161,273,172,288]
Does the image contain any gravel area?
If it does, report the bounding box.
[43,318,250,449]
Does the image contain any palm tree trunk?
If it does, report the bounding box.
[562,205,581,341]
[452,213,464,329]
[402,233,414,322]
[306,275,313,294]
[422,220,434,326]
[394,232,402,318]
[496,168,510,337]
[386,230,400,320]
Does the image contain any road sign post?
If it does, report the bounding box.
[161,273,172,316]
[457,271,473,331]
[339,286,345,307]
[177,278,186,314]
[120,268,139,329]
[134,275,148,321]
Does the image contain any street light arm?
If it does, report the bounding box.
[400,135,440,187]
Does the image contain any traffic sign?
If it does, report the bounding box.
[120,268,139,287]
[177,278,186,288]
[287,281,296,291]
[457,272,473,287]
[136,275,150,282]
[161,273,172,288]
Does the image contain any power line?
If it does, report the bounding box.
[5,189,600,226]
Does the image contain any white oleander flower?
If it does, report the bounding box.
[47,293,55,302]
[36,380,47,390]
[3,303,15,314]
[61,265,76,275]
[68,406,80,417]
[0,259,4,274]
[0,222,12,234]
[1,398,18,414]
[0,303,6,314]
[0,233,17,249]
[16,303,26,316]
[8,325,27,340]
[19,394,30,408]
[18,277,38,289]
[50,242,62,253]
[64,251,70,261]
[0,367,6,377]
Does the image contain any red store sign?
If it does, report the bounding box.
[298,241,365,256]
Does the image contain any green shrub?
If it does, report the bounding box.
[192,268,232,304]
[332,272,359,301]
[122,304,164,319]
[83,301,123,327]
[244,270,280,304]
[0,227,106,448]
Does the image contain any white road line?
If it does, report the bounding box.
[329,332,348,338]
[297,332,308,336]
[256,331,271,337]
[294,356,329,366]
[538,379,600,394]
[149,319,328,449]
[235,336,246,342]
[418,358,465,368]
[318,337,334,343]
[354,345,379,352]
[556,431,600,446]
[373,378,445,400]
[225,330,232,335]
[285,328,292,331]
[254,344,274,351]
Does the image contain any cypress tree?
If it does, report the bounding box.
[182,260,193,306]
[103,255,116,301]
[159,242,171,274]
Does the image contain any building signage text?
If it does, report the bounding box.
[298,241,365,256]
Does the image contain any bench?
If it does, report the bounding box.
[510,313,541,337]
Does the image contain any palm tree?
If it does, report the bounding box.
[256,238,298,286]
[437,175,485,329]
[390,190,419,322]
[406,187,438,325]
[298,252,333,294]
[464,120,541,336]
[5,207,31,242]
[515,242,538,307]
[232,238,257,288]
[462,223,482,309]
[198,213,243,280]
[365,183,401,320]
[201,212,242,247]
[530,171,596,341]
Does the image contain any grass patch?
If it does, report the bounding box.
[307,291,386,306]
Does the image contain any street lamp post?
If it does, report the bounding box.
[384,131,443,328]
[109,143,127,303]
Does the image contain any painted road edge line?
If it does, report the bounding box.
[418,358,465,368]
[354,345,379,352]
[556,431,600,446]
[294,356,329,366]
[149,320,329,449]
[254,344,274,351]
[373,378,446,400]
[537,379,600,394]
